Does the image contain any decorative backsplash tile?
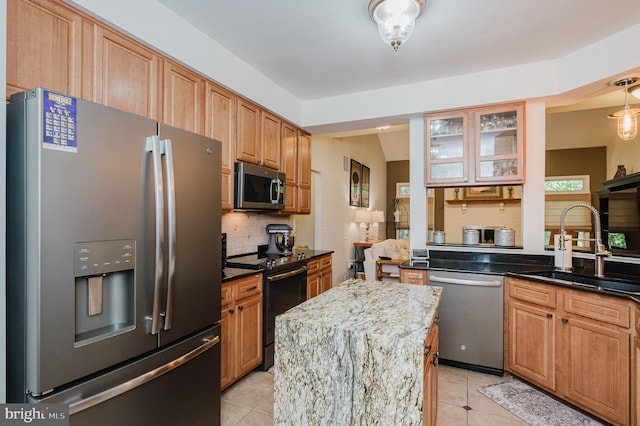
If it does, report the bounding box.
[222,212,292,256]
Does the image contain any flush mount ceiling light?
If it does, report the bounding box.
[629,84,640,100]
[608,77,640,140]
[368,0,426,51]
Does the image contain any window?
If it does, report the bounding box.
[544,175,590,194]
[396,182,410,198]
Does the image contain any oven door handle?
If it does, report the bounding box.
[429,275,502,287]
[267,266,308,282]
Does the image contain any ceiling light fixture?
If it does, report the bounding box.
[608,77,640,140]
[368,0,426,51]
[628,84,640,100]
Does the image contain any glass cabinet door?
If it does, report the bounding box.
[425,112,469,185]
[474,104,524,182]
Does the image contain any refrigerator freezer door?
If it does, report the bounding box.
[157,124,222,345]
[7,89,159,397]
[34,325,221,426]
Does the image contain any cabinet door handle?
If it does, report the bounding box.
[424,344,432,356]
[246,286,258,292]
[547,313,553,319]
[238,305,244,311]
[229,309,234,314]
[562,318,568,324]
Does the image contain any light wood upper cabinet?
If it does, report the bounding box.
[87,24,159,119]
[236,98,262,165]
[425,102,524,187]
[161,60,204,134]
[297,131,312,214]
[261,111,282,170]
[205,83,236,212]
[7,0,317,214]
[236,98,282,170]
[473,104,524,183]
[424,111,469,186]
[7,0,83,99]
[281,125,311,214]
[281,123,298,213]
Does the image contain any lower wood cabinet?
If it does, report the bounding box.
[220,273,263,390]
[423,313,439,426]
[506,277,633,426]
[400,268,427,285]
[306,254,332,299]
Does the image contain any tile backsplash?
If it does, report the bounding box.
[222,212,292,256]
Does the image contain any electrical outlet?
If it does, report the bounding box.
[347,260,355,269]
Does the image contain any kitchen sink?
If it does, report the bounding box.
[519,270,640,296]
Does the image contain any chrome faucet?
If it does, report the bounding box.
[558,202,611,277]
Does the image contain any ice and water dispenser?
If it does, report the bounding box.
[74,240,136,346]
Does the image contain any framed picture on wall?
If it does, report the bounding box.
[463,186,503,199]
[361,165,370,208]
[350,159,362,207]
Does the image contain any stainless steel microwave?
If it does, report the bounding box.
[234,162,285,210]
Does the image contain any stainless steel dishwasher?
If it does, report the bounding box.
[428,270,504,375]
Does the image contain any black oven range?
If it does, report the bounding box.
[226,247,308,370]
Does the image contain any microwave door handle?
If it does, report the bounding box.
[161,139,176,331]
[145,136,164,335]
[270,178,279,204]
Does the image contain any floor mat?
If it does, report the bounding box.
[478,380,604,426]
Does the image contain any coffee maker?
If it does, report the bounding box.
[266,224,294,255]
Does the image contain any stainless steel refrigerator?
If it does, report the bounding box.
[7,88,222,425]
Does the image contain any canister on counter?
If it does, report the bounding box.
[433,231,446,244]
[463,228,480,245]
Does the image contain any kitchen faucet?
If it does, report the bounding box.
[557,202,611,277]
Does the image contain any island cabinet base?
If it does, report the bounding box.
[273,279,442,425]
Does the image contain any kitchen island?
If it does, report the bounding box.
[273,278,442,425]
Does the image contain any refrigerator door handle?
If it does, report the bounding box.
[68,335,220,415]
[161,138,177,331]
[146,136,164,335]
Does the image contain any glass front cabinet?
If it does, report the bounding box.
[425,103,524,186]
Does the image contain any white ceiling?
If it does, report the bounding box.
[156,0,640,158]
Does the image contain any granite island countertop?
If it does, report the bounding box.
[273,278,442,425]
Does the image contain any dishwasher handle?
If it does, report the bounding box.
[429,275,502,287]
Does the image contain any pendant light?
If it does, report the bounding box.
[608,77,640,140]
[369,0,426,51]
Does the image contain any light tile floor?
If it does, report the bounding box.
[221,365,528,425]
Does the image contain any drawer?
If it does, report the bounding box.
[307,259,320,275]
[320,255,332,269]
[221,284,233,307]
[507,277,557,308]
[236,274,262,300]
[563,289,631,328]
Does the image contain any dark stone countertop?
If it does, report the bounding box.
[399,249,640,300]
[222,267,263,282]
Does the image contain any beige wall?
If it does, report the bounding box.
[443,186,523,245]
[311,133,387,283]
[546,107,640,178]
